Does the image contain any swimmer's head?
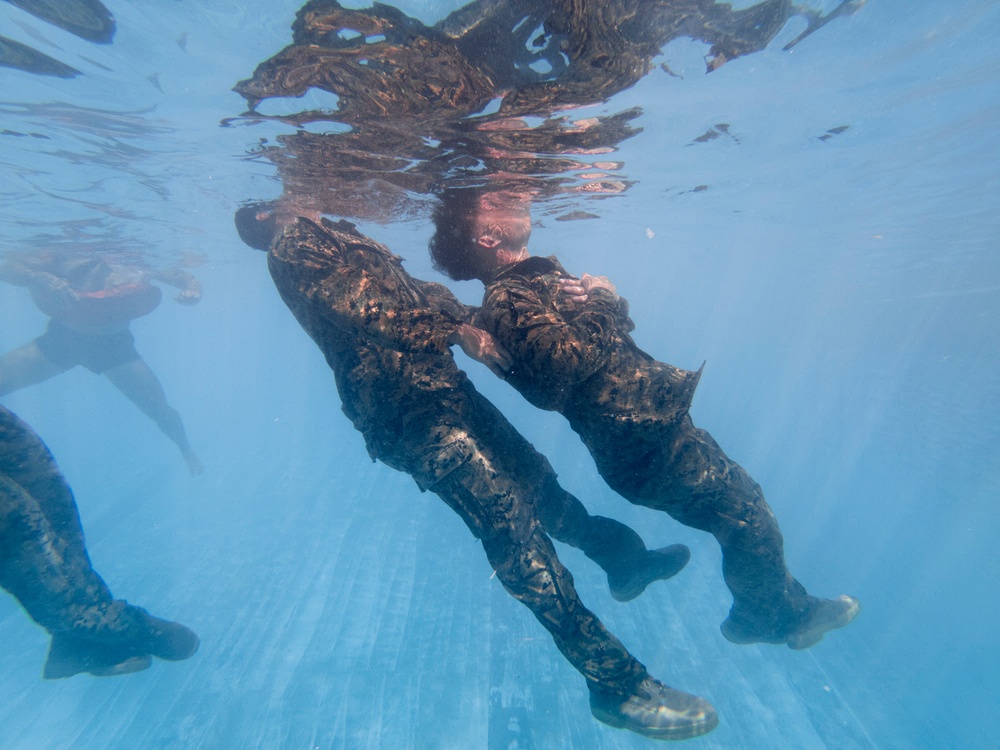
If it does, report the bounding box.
[429,187,532,281]
[234,201,278,251]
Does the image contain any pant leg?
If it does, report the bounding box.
[639,416,810,636]
[0,406,137,641]
[462,391,652,580]
[428,449,648,696]
[0,475,135,638]
[534,474,650,577]
[0,405,89,556]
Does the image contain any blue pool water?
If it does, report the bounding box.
[1,1,998,748]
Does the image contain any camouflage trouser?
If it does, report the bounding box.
[0,405,133,639]
[381,395,648,697]
[440,390,657,582]
[532,470,654,582]
[595,414,811,638]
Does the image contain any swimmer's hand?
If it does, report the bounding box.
[559,273,618,303]
[175,289,201,305]
[558,276,587,302]
[449,324,512,378]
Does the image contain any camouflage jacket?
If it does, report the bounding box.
[475,255,702,484]
[268,217,486,480]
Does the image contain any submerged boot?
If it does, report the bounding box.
[43,606,199,678]
[44,634,151,679]
[589,676,719,740]
[787,595,860,650]
[127,607,201,661]
[607,545,690,603]
[721,594,860,649]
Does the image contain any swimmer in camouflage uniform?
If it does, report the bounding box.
[429,185,859,649]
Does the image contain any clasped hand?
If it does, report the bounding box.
[558,273,618,303]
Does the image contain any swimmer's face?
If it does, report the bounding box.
[467,192,532,267]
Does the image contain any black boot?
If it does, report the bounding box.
[123,605,201,661]
[787,595,860,649]
[607,544,690,602]
[43,604,199,678]
[721,594,860,649]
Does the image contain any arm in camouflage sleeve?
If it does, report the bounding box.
[414,279,479,325]
[416,278,512,376]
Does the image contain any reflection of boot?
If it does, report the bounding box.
[589,676,718,740]
[607,544,690,602]
[44,634,151,679]
[721,594,860,649]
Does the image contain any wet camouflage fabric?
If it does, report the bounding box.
[0,405,134,638]
[249,106,642,224]
[490,0,807,115]
[268,217,648,695]
[477,255,813,636]
[236,0,830,121]
[231,0,855,225]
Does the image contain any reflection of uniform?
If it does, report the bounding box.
[476,255,814,639]
[0,404,198,677]
[268,217,649,697]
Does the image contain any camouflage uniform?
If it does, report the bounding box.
[475,255,813,638]
[267,216,649,696]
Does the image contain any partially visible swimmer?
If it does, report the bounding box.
[0,250,204,476]
[0,404,198,678]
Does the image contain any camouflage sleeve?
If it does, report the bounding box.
[416,279,479,324]
[483,277,621,386]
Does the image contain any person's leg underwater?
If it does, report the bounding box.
[103,357,203,475]
[407,424,718,740]
[466,388,691,603]
[645,416,859,649]
[0,406,200,678]
[0,340,70,396]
